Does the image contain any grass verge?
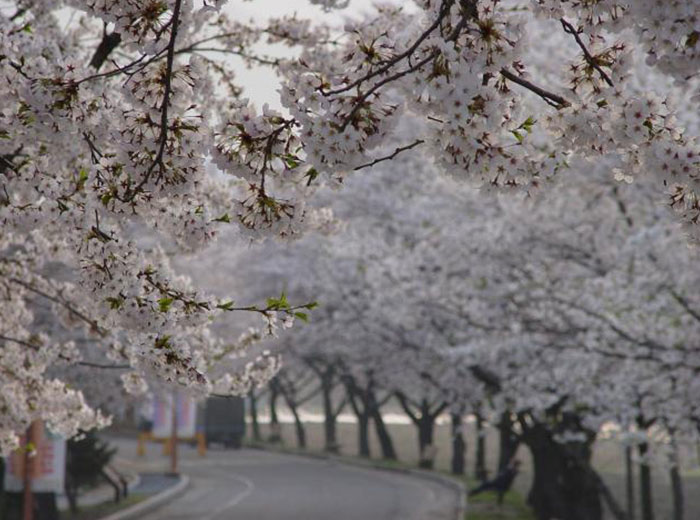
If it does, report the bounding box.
[59,494,146,520]
[464,477,535,520]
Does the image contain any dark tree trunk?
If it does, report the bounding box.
[268,383,282,443]
[670,464,684,520]
[346,381,371,458]
[524,421,602,520]
[290,404,306,449]
[417,401,436,469]
[357,413,371,458]
[278,382,307,449]
[64,478,78,514]
[498,412,519,472]
[321,374,339,453]
[475,412,488,481]
[249,390,262,442]
[625,445,636,520]
[638,442,654,520]
[371,406,397,460]
[451,413,466,475]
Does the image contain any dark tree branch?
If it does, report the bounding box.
[500,68,571,108]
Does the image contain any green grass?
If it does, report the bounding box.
[464,477,535,520]
[59,494,146,520]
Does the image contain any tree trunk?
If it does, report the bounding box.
[357,413,371,458]
[498,412,519,472]
[249,390,262,442]
[345,380,371,458]
[290,404,306,449]
[475,412,488,480]
[371,407,397,460]
[268,383,281,443]
[321,375,339,453]
[64,478,78,514]
[670,464,684,520]
[451,413,466,475]
[625,445,636,520]
[638,442,654,520]
[524,422,602,520]
[417,401,436,469]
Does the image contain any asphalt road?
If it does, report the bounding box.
[110,439,459,520]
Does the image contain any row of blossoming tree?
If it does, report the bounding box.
[1,0,699,518]
[236,143,700,520]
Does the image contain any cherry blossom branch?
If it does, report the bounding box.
[323,0,455,96]
[124,0,184,200]
[499,68,571,109]
[560,18,614,87]
[9,277,107,336]
[353,140,425,171]
[0,334,39,350]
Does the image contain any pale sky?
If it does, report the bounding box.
[221,0,382,108]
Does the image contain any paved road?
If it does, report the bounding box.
[109,438,459,520]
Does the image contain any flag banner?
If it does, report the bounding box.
[152,392,197,438]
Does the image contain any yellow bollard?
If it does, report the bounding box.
[197,432,206,457]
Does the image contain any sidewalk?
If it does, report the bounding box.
[57,435,184,516]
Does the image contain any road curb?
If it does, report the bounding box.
[249,443,467,520]
[97,473,190,520]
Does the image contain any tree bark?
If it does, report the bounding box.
[289,404,306,449]
[371,406,397,460]
[625,445,636,520]
[346,380,371,458]
[475,412,488,481]
[670,464,684,520]
[268,383,282,443]
[638,442,654,520]
[321,372,339,453]
[498,411,519,472]
[451,413,466,475]
[357,413,371,458]
[523,419,602,520]
[417,400,437,469]
[249,390,262,442]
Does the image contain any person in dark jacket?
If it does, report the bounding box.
[469,458,521,504]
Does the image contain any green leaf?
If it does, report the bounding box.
[106,296,123,310]
[216,300,235,311]
[154,335,171,349]
[294,311,309,323]
[77,168,89,191]
[511,130,523,143]
[213,213,231,223]
[100,192,113,206]
[305,167,319,185]
[158,297,174,312]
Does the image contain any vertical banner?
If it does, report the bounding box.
[151,392,196,438]
[3,424,66,493]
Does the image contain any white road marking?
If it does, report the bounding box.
[200,475,255,520]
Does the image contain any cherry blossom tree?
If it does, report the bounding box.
[2,0,699,484]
